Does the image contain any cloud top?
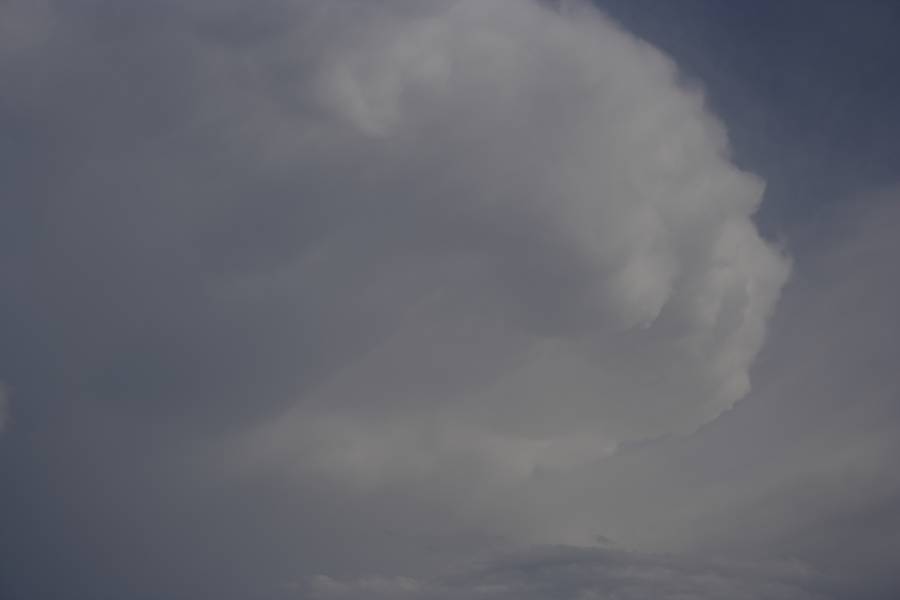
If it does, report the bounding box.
[240,0,789,490]
[0,0,790,558]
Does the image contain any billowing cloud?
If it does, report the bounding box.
[0,0,787,445]
[22,1,900,598]
[1,0,787,550]
[231,0,789,517]
[490,192,900,591]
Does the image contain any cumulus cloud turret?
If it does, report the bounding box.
[241,0,789,489]
[0,0,788,556]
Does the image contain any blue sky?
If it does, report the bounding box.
[598,0,900,236]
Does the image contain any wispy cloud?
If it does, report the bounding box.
[301,545,826,600]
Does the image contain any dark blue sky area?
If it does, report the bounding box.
[596,0,900,238]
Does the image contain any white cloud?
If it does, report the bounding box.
[208,0,793,551]
[0,0,789,556]
[236,0,788,497]
[3,0,900,597]
[497,191,900,565]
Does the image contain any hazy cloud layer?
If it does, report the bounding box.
[1,1,898,599]
[303,545,826,600]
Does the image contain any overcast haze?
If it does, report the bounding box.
[1,1,899,599]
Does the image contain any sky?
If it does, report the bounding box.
[1,1,899,599]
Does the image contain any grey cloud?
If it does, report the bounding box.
[2,1,897,599]
[695,193,900,596]
[229,0,789,499]
[507,193,900,594]
[302,545,827,600]
[2,0,786,543]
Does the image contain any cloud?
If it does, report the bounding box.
[0,0,54,57]
[0,0,788,555]
[10,0,875,597]
[0,0,787,449]
[496,192,900,592]
[231,0,787,486]
[299,545,826,600]
[690,192,900,595]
